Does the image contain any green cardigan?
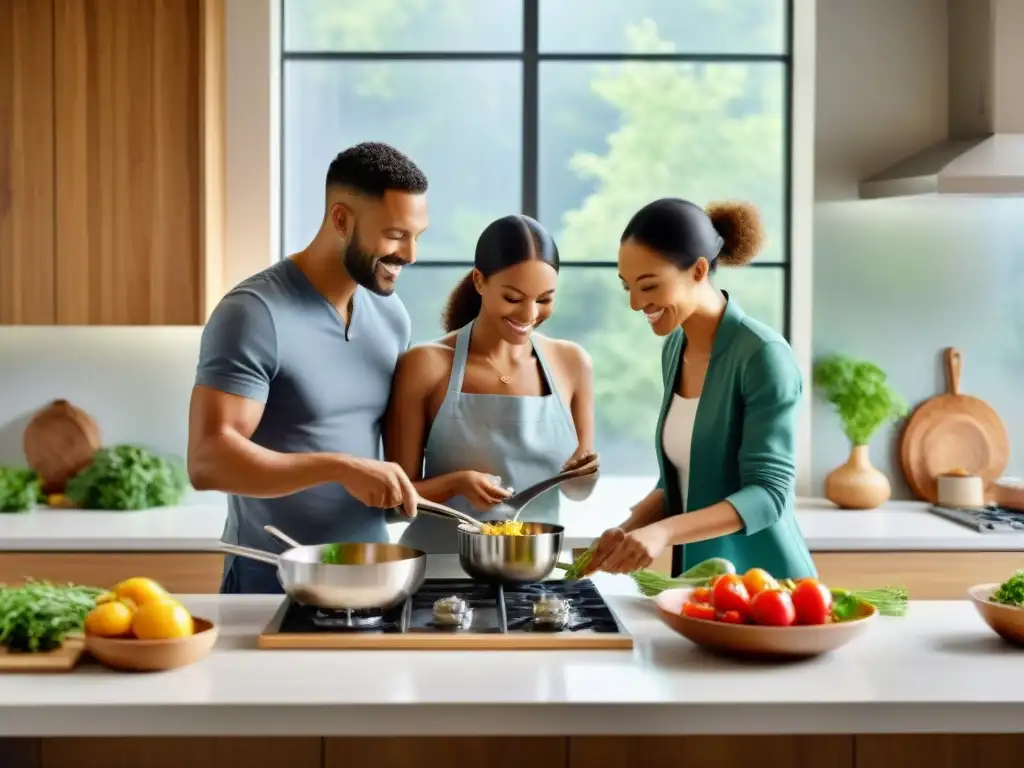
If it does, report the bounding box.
[654,294,817,580]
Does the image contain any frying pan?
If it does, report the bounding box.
[262,519,563,588]
[218,536,426,611]
[899,347,1010,503]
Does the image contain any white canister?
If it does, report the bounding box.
[936,473,986,509]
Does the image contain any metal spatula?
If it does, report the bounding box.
[493,456,600,522]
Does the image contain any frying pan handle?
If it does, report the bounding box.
[220,542,281,568]
[944,347,962,395]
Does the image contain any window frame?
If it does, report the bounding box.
[224,0,816,495]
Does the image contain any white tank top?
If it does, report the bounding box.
[662,394,700,511]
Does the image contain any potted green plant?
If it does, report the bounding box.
[813,353,908,509]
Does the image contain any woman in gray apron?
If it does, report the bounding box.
[385,214,598,554]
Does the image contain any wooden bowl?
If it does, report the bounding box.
[992,477,1024,512]
[655,588,877,660]
[85,617,219,672]
[967,584,1024,646]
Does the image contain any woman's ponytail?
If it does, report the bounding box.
[441,270,482,332]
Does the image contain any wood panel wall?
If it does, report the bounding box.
[0,0,224,326]
[0,0,56,324]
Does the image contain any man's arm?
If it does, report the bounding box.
[187,293,416,512]
[188,384,353,498]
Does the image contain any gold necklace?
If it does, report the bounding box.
[484,358,513,384]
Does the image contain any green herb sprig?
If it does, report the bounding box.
[813,353,907,446]
[990,570,1024,608]
[0,581,104,652]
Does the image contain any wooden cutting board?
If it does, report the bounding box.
[899,347,1010,503]
[0,636,86,672]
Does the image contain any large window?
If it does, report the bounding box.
[281,0,793,477]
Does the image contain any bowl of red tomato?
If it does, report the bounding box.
[655,569,878,660]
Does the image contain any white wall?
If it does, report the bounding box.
[811,0,1024,496]
[0,329,204,465]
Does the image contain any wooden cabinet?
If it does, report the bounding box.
[0,0,56,324]
[0,0,224,326]
[2,550,1022,599]
[574,549,1024,601]
[0,552,225,593]
[6,736,1024,768]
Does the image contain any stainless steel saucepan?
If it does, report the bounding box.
[219,534,427,611]
[456,522,565,585]
[387,500,566,584]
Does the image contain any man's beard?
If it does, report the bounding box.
[342,236,404,297]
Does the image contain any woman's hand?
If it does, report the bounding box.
[454,470,513,511]
[562,447,600,476]
[561,447,599,501]
[582,523,670,575]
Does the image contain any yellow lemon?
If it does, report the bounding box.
[131,599,194,640]
[84,600,135,638]
[113,577,169,607]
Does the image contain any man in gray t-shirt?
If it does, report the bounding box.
[188,142,430,594]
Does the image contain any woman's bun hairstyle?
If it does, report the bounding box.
[705,200,765,267]
[441,270,480,333]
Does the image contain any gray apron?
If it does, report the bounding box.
[398,320,579,554]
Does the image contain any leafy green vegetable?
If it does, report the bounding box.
[830,586,909,619]
[629,558,737,597]
[991,570,1024,607]
[813,353,908,446]
[559,552,736,595]
[0,580,104,652]
[559,547,595,581]
[0,467,42,513]
[65,444,189,511]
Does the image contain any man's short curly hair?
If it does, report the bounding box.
[325,142,428,198]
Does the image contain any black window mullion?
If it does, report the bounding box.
[521,0,539,218]
[278,0,796,342]
[782,0,794,342]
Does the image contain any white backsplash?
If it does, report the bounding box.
[0,327,205,467]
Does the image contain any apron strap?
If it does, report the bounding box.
[531,337,575,426]
[447,319,474,395]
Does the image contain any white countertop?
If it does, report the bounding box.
[1,479,1022,552]
[2,567,1022,737]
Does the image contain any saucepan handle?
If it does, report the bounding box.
[413,499,484,529]
[220,542,281,568]
[264,525,303,549]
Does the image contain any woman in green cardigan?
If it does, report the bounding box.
[583,198,816,580]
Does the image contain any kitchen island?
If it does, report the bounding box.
[2,572,1023,768]
[1,481,1021,600]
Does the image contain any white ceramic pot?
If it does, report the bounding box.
[936,473,985,509]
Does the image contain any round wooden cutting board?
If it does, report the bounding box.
[899,348,1010,503]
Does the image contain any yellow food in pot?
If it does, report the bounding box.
[479,521,526,536]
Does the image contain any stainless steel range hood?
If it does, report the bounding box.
[859,0,1024,199]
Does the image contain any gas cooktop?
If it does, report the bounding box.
[929,504,1024,533]
[258,578,633,650]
